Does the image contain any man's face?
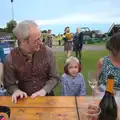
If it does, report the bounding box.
[27,26,42,52]
[66,28,70,33]
[76,28,80,33]
[48,30,51,34]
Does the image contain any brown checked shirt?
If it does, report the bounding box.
[3,45,59,96]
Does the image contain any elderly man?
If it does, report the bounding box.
[3,20,59,103]
[73,27,83,59]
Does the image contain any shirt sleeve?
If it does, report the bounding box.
[3,54,20,95]
[60,75,68,96]
[60,76,64,96]
[43,47,60,93]
[79,74,86,96]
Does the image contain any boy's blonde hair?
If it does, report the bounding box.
[64,56,79,66]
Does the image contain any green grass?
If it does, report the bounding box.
[54,50,108,96]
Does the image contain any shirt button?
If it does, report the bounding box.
[33,81,36,83]
[34,86,36,89]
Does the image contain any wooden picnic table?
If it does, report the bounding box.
[0,96,119,120]
[77,96,120,120]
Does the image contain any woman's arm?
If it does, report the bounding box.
[96,58,103,82]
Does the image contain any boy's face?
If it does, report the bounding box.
[68,62,79,77]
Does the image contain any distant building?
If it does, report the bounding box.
[0,32,12,40]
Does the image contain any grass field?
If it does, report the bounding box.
[54,50,108,96]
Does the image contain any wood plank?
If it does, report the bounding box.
[0,96,76,108]
[9,108,78,120]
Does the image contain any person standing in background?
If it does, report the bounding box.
[73,27,83,60]
[63,27,73,58]
[58,34,62,46]
[46,29,53,48]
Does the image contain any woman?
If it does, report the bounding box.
[97,32,120,90]
[73,27,83,60]
[45,29,53,48]
[63,27,73,58]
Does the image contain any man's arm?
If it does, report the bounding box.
[43,47,60,94]
[79,32,84,44]
[3,54,20,95]
[96,58,103,83]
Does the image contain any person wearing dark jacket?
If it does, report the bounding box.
[73,28,83,59]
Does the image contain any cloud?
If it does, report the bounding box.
[34,12,120,26]
[34,0,120,26]
[15,0,120,26]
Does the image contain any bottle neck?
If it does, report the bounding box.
[106,79,114,94]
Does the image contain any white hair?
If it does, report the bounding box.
[64,56,79,67]
[13,20,38,41]
[76,27,81,32]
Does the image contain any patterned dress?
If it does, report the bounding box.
[45,34,52,48]
[99,56,120,88]
[63,33,73,51]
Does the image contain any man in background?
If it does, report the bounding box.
[73,27,83,60]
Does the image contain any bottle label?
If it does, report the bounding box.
[106,79,114,94]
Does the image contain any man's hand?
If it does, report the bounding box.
[12,90,27,103]
[31,89,46,99]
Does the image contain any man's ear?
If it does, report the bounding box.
[22,39,29,44]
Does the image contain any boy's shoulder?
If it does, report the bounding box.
[61,73,70,81]
[61,73,68,78]
[77,73,84,77]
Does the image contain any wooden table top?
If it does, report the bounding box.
[0,96,77,120]
[0,96,76,108]
[0,96,119,120]
[77,96,120,120]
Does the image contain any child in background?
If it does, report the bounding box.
[61,56,86,96]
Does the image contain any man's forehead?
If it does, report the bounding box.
[29,26,40,34]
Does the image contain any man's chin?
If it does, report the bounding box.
[34,47,40,52]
